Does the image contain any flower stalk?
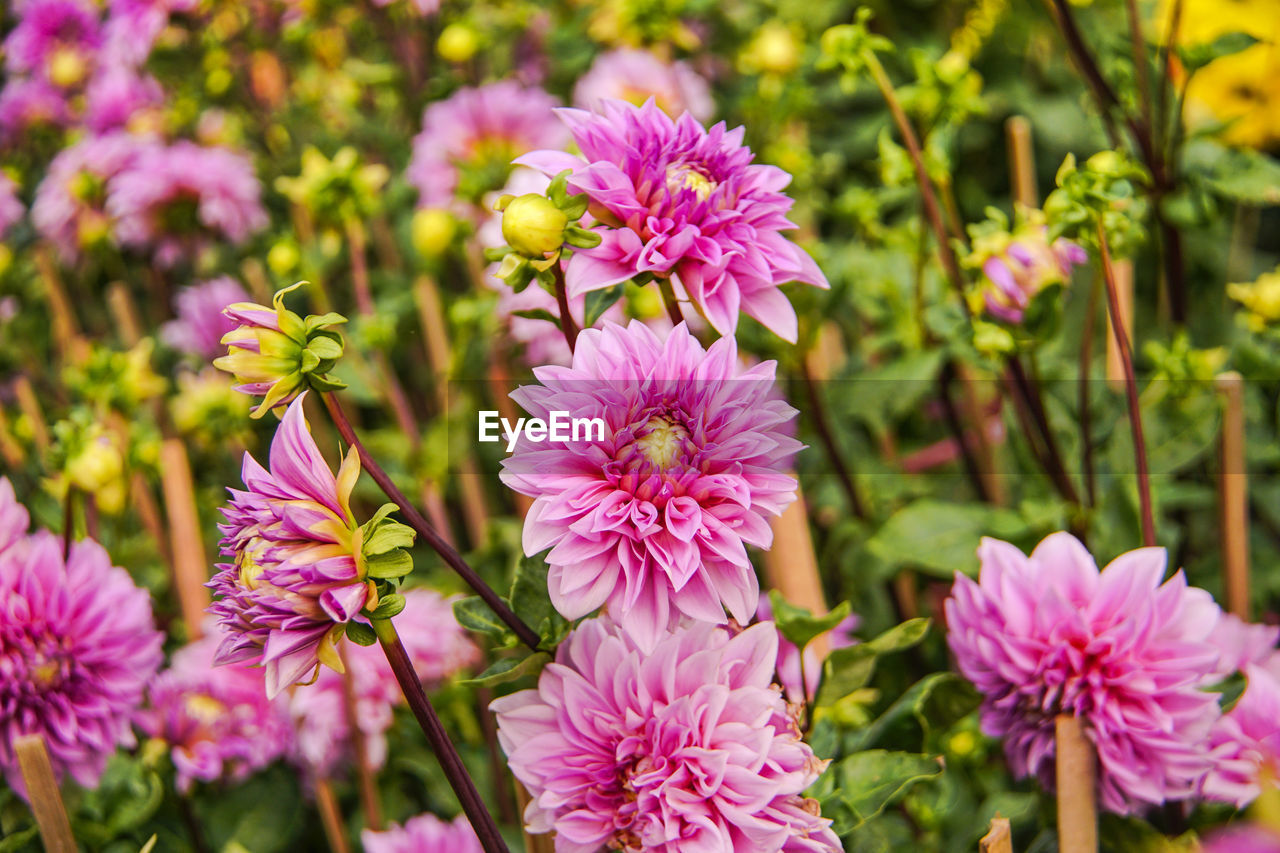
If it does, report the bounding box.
[550,260,579,353]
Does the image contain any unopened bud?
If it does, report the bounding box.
[411,207,457,258]
[501,194,568,257]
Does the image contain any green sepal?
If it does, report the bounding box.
[364,549,413,579]
[367,593,406,620]
[345,620,377,646]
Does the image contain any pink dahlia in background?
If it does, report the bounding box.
[108,140,267,266]
[757,593,860,703]
[32,131,143,260]
[84,66,163,134]
[0,479,27,554]
[945,532,1225,814]
[207,392,368,698]
[1207,612,1280,682]
[0,78,71,145]
[362,813,481,853]
[0,528,163,798]
[289,589,480,777]
[102,0,198,67]
[1201,824,1280,853]
[368,0,441,15]
[162,277,251,360]
[0,175,23,238]
[4,0,101,82]
[518,99,827,342]
[574,49,714,122]
[970,223,1087,323]
[406,81,567,214]
[141,626,293,792]
[1203,665,1280,807]
[501,321,800,651]
[493,618,839,852]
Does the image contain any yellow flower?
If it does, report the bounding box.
[1229,266,1280,331]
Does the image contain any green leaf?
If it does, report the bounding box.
[0,826,37,852]
[816,619,930,708]
[509,556,567,644]
[866,500,1028,578]
[368,593,406,620]
[462,652,551,687]
[363,519,415,557]
[453,596,511,639]
[583,284,626,327]
[841,350,945,435]
[364,548,413,579]
[768,591,852,651]
[1178,31,1258,73]
[1184,139,1280,206]
[306,335,344,361]
[824,751,942,829]
[848,672,980,751]
[345,620,377,646]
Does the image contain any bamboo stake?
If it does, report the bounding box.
[513,780,555,853]
[106,282,143,345]
[1006,117,1038,208]
[763,488,834,661]
[980,816,1013,853]
[0,404,24,469]
[158,439,210,639]
[14,376,50,453]
[14,734,76,853]
[314,777,352,853]
[34,246,85,361]
[1105,260,1134,390]
[1217,371,1250,619]
[1055,715,1098,853]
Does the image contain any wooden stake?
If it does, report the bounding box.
[1055,715,1098,853]
[1217,371,1250,619]
[0,403,24,469]
[1006,117,1038,208]
[513,780,555,853]
[106,282,143,346]
[314,777,352,853]
[763,487,834,659]
[14,376,50,453]
[34,246,85,361]
[158,439,210,639]
[1105,260,1134,390]
[14,734,76,853]
[980,816,1013,853]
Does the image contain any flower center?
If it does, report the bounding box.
[635,417,687,469]
[184,693,228,724]
[665,163,716,202]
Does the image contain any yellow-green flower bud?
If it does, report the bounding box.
[411,207,457,258]
[438,23,479,63]
[501,194,569,258]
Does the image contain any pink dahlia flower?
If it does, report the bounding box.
[406,81,567,214]
[32,131,142,261]
[362,813,481,853]
[973,225,1088,323]
[289,589,480,777]
[757,593,860,703]
[207,393,368,698]
[368,0,441,14]
[102,0,198,67]
[945,532,1225,814]
[162,276,251,361]
[0,77,71,145]
[1204,665,1280,807]
[84,66,163,134]
[0,175,24,238]
[108,140,267,266]
[140,626,293,792]
[0,528,163,798]
[1207,613,1280,682]
[573,49,714,122]
[1201,824,1280,853]
[492,618,840,852]
[518,99,827,342]
[0,479,27,555]
[501,320,800,651]
[4,0,102,81]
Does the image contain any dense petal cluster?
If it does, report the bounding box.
[207,394,367,698]
[492,618,839,852]
[102,0,198,67]
[573,49,713,122]
[362,813,482,853]
[971,225,1087,323]
[0,77,72,144]
[32,131,142,259]
[3,0,102,80]
[519,99,827,341]
[945,533,1225,813]
[289,589,480,777]
[140,627,293,792]
[107,140,267,266]
[407,81,567,213]
[162,277,252,361]
[501,320,800,650]
[0,479,163,798]
[1203,665,1280,807]
[83,66,162,134]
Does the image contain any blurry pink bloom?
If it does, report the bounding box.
[207,393,367,698]
[102,0,198,67]
[407,81,567,214]
[84,66,162,134]
[1204,665,1280,807]
[945,533,1225,814]
[492,617,840,852]
[519,99,827,342]
[1201,824,1280,853]
[0,526,163,799]
[141,627,293,792]
[0,78,71,145]
[976,228,1087,323]
[3,0,101,80]
[0,479,29,556]
[501,321,800,651]
[162,277,251,361]
[0,175,24,238]
[757,593,859,703]
[32,131,143,260]
[368,0,440,14]
[362,813,481,853]
[108,140,267,266]
[574,49,714,122]
[1208,613,1280,682]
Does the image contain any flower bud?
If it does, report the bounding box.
[411,207,457,258]
[500,193,568,257]
[438,23,479,64]
[66,434,124,494]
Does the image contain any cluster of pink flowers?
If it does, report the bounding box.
[0,478,163,799]
[946,532,1280,814]
[573,49,714,122]
[362,813,482,853]
[162,277,252,361]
